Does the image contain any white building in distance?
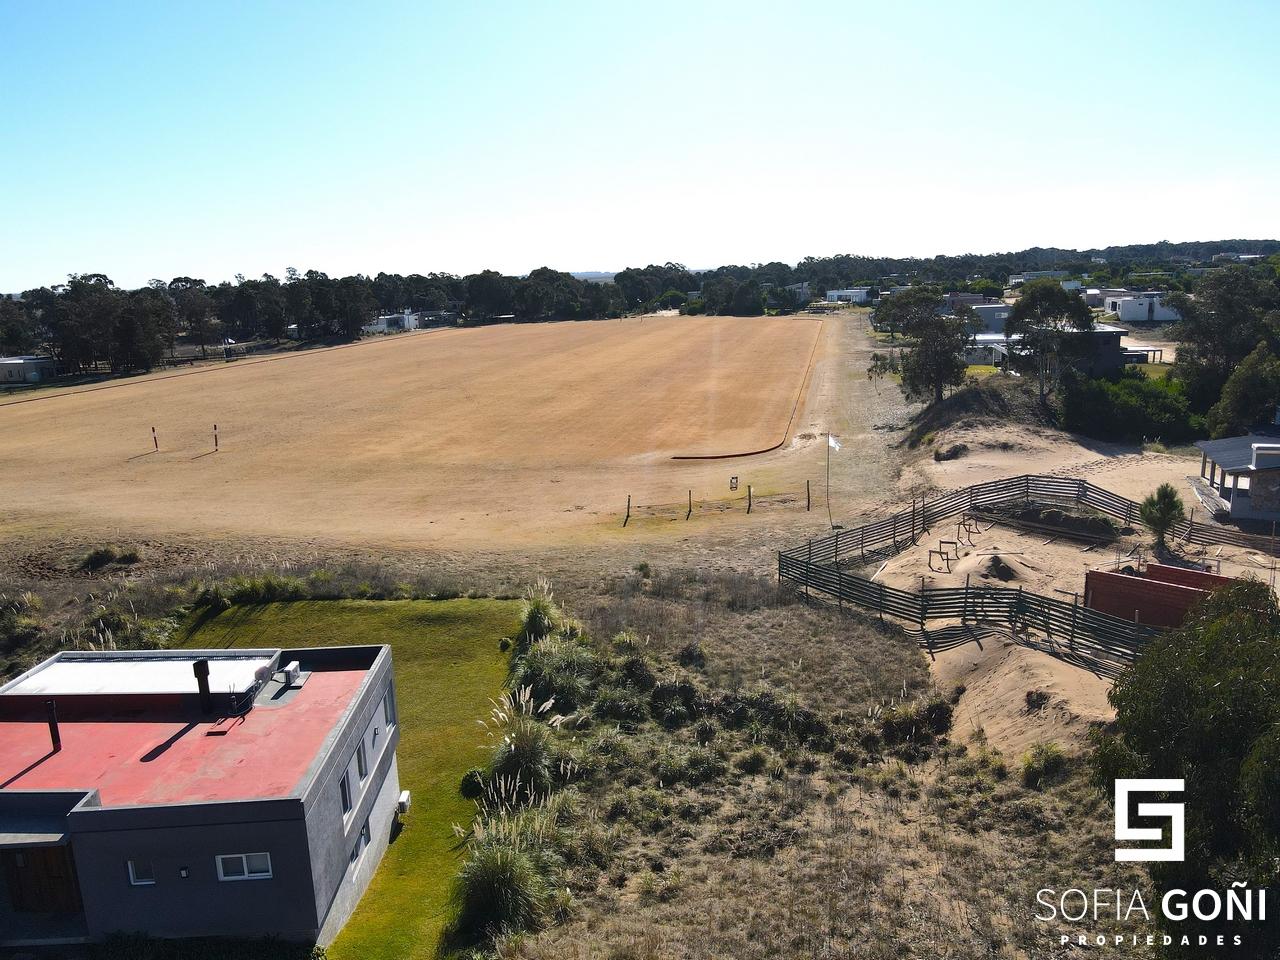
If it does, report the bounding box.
[1104,291,1180,324]
[825,288,871,304]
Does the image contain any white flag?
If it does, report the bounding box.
[828,434,841,451]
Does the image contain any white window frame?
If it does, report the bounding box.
[383,689,396,728]
[340,771,352,814]
[216,852,273,882]
[356,742,368,781]
[127,859,155,886]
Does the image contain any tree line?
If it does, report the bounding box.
[3,240,1277,377]
[0,267,630,374]
[866,259,1280,445]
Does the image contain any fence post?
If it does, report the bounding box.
[624,495,631,527]
[805,539,812,599]
[1069,594,1078,651]
[837,567,844,615]
[919,576,926,631]
[747,485,753,514]
[962,574,970,625]
[806,480,811,512]
[1184,507,1194,542]
[860,525,866,562]
[878,582,885,622]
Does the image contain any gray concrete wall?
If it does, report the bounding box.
[71,800,318,940]
[299,648,401,941]
[315,755,401,946]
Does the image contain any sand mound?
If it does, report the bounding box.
[931,638,1113,755]
[952,550,1039,583]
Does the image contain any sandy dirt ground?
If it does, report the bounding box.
[931,638,1114,756]
[1120,332,1179,363]
[0,314,847,549]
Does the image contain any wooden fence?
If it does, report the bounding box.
[780,474,1280,569]
[776,473,1277,673]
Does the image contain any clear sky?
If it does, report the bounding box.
[3,0,1278,290]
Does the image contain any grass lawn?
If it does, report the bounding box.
[1129,361,1174,379]
[965,363,999,379]
[179,598,521,960]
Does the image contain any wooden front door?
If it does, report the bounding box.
[2,846,84,914]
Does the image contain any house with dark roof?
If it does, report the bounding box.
[1195,425,1280,521]
[0,647,403,948]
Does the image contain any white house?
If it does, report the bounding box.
[1104,292,1180,324]
[825,288,871,304]
[362,309,423,335]
[0,355,56,384]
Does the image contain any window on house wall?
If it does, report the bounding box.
[383,689,397,727]
[357,742,368,780]
[216,852,273,881]
[127,859,155,886]
[340,771,352,814]
[349,817,372,870]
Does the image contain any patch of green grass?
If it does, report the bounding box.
[179,598,521,960]
[965,364,999,379]
[1129,362,1173,380]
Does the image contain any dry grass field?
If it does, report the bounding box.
[0,315,832,548]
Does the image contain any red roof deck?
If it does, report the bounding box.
[0,669,365,806]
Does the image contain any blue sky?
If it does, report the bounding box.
[2,0,1278,290]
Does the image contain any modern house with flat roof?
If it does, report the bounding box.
[1103,291,1180,324]
[965,323,1126,376]
[1195,425,1280,521]
[0,646,403,948]
[825,287,871,304]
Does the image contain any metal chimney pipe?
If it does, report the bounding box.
[194,659,213,713]
[45,698,61,753]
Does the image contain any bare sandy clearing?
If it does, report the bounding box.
[933,638,1114,755]
[0,315,830,547]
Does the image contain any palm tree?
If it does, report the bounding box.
[1139,483,1187,550]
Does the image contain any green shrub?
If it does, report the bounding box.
[489,716,555,794]
[518,580,561,651]
[593,687,649,727]
[511,634,599,713]
[1059,368,1204,443]
[116,547,142,564]
[449,836,553,944]
[1021,741,1067,789]
[618,654,656,690]
[224,574,308,605]
[650,678,701,728]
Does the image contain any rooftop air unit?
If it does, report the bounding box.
[397,790,412,814]
[282,661,302,687]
